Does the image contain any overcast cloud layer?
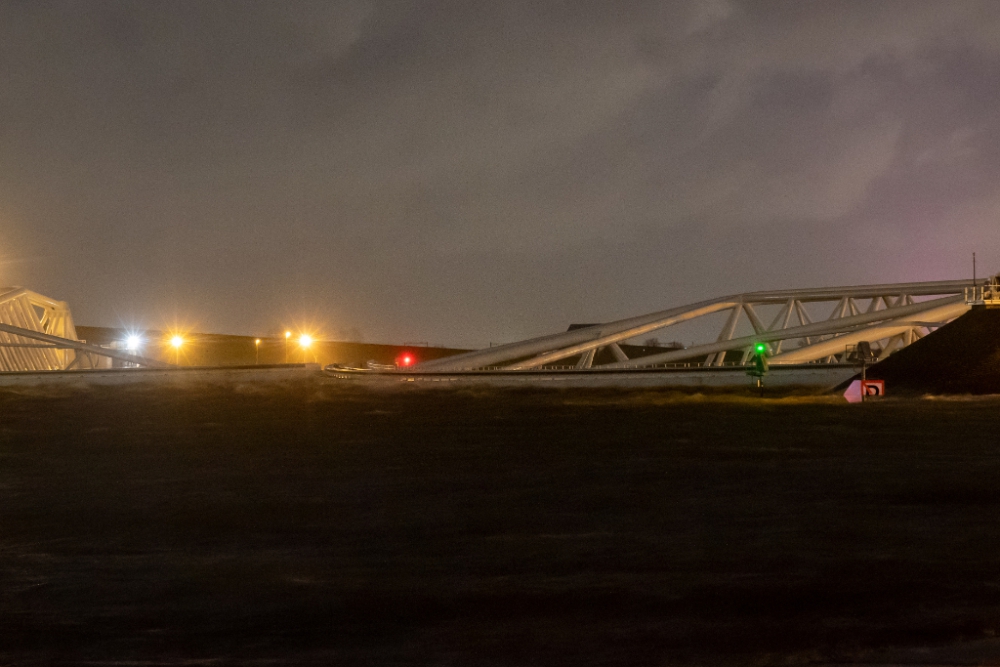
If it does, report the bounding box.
[1,0,999,346]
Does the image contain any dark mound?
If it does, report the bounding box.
[866,307,1000,395]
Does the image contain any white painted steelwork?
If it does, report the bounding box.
[965,274,1000,307]
[0,287,79,371]
[417,278,982,372]
[0,287,168,371]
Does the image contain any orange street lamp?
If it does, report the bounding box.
[170,335,184,365]
[299,334,313,363]
[255,338,261,365]
[284,331,291,363]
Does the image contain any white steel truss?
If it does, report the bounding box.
[0,287,79,371]
[417,278,980,372]
[0,287,167,371]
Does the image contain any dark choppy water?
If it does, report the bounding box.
[2,382,999,665]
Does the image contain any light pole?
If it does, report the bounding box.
[284,331,291,364]
[255,338,261,365]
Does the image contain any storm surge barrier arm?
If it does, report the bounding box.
[0,323,171,370]
[416,279,978,371]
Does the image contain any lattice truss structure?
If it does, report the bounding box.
[0,287,165,371]
[418,279,979,372]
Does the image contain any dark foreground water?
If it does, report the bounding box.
[1,381,999,665]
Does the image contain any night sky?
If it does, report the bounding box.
[2,1,998,347]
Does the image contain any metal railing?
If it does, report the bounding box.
[965,283,1000,304]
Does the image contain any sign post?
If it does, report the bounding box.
[856,341,876,403]
[748,343,769,397]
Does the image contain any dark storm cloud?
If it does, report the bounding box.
[2,0,999,345]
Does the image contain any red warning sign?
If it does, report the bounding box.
[844,379,886,403]
[861,380,885,397]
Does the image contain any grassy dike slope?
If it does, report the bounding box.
[866,307,1000,395]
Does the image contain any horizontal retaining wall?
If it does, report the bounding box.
[0,364,323,387]
[326,365,858,390]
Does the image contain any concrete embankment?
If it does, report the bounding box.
[0,363,856,392]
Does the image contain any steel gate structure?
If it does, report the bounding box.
[417,278,982,373]
[0,287,167,371]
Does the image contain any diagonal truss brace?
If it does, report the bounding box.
[416,278,979,372]
[0,323,172,369]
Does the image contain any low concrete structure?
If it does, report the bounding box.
[0,364,322,388]
[325,364,857,390]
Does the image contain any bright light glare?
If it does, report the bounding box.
[285,331,291,339]
[170,335,184,349]
[255,338,261,345]
[125,335,142,351]
[299,334,312,349]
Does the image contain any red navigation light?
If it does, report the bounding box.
[396,352,415,367]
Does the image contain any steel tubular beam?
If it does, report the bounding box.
[416,278,978,372]
[609,343,629,363]
[599,295,966,369]
[0,323,171,369]
[768,301,969,363]
[504,300,737,371]
[419,296,737,371]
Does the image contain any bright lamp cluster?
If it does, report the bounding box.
[120,328,318,365]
